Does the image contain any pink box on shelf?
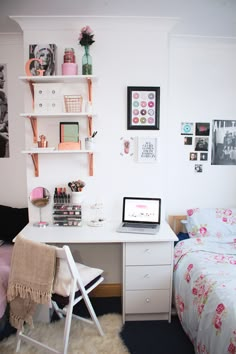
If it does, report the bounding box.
[62,63,78,75]
[58,141,81,150]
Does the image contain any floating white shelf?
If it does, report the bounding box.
[19,75,97,83]
[20,112,96,117]
[22,149,93,154]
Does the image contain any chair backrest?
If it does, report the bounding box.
[14,241,104,354]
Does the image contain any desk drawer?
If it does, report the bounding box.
[126,265,171,290]
[125,289,169,314]
[125,242,171,265]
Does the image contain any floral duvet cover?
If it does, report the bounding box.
[174,236,236,354]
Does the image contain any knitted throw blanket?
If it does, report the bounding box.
[7,234,56,330]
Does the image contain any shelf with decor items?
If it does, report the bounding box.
[19,75,96,177]
[21,150,94,177]
[20,113,96,143]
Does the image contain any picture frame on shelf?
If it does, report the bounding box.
[127,86,160,130]
[28,43,56,76]
[60,122,79,143]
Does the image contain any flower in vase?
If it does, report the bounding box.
[79,25,95,47]
[68,179,86,192]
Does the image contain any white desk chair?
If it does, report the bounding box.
[15,244,104,354]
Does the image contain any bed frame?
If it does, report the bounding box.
[168,215,187,235]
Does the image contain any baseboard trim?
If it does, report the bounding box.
[91,283,122,297]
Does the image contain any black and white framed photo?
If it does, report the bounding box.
[200,152,208,161]
[29,44,56,76]
[137,137,157,163]
[0,63,9,158]
[195,164,203,173]
[127,86,160,130]
[211,119,236,165]
[194,137,209,151]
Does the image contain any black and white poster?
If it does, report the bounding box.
[29,44,56,76]
[137,137,157,163]
[0,64,9,158]
[211,120,236,165]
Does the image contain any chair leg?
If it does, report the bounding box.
[61,290,76,354]
[15,329,22,352]
[82,292,104,336]
[51,300,65,320]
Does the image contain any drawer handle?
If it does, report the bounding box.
[146,298,150,303]
[144,248,150,253]
[144,274,150,278]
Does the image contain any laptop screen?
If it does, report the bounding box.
[122,197,161,224]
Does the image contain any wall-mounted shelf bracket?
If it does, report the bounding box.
[29,153,39,177]
[87,78,92,103]
[28,116,38,143]
[88,115,93,137]
[88,152,94,176]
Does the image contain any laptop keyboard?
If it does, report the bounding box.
[123,223,156,229]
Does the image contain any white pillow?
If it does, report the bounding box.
[53,259,103,297]
[186,207,236,238]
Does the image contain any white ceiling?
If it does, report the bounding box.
[1,0,236,37]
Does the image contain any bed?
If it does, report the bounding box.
[0,205,28,340]
[0,245,13,330]
[169,209,236,354]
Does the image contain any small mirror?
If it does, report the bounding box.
[30,187,50,227]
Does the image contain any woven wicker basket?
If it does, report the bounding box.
[64,95,83,113]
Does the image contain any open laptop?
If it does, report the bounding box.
[116,197,161,234]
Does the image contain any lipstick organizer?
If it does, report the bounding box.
[53,203,82,227]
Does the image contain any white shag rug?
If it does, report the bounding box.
[0,314,130,354]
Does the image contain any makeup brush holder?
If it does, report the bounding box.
[71,192,84,205]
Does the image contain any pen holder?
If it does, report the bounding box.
[85,137,94,151]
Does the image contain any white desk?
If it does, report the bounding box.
[20,220,178,323]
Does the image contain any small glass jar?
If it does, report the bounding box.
[64,48,75,63]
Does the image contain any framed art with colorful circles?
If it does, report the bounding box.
[127,86,160,130]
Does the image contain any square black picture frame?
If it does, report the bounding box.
[60,122,79,142]
[195,122,210,136]
[127,86,160,130]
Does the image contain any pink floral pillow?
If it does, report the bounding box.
[186,208,236,238]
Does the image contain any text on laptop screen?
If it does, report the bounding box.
[123,198,161,224]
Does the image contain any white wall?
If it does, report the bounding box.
[167,36,236,214]
[14,16,176,228]
[1,17,236,282]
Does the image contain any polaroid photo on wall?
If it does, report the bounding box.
[181,122,194,135]
[200,152,208,161]
[190,152,197,161]
[184,136,192,145]
[194,137,209,151]
[195,164,203,173]
[195,123,210,136]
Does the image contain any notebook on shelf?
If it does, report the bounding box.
[116,197,161,235]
